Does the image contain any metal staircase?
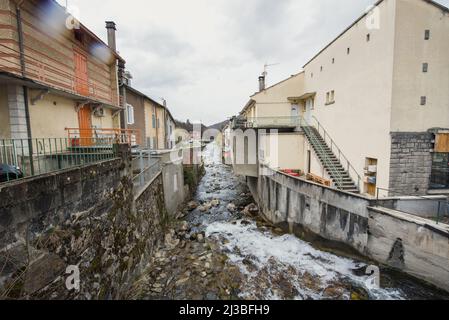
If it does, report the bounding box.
[301,118,361,193]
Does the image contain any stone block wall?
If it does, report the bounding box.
[0,152,168,299]
[389,132,434,196]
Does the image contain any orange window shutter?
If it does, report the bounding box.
[435,133,449,153]
[74,52,89,96]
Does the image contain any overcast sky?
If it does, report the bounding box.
[57,0,449,126]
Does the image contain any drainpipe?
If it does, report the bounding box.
[15,1,34,174]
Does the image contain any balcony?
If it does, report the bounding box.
[231,116,302,130]
[65,127,141,147]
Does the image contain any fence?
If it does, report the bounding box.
[132,150,162,195]
[376,187,449,225]
[0,138,116,183]
[65,127,141,146]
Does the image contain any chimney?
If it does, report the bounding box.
[259,75,265,92]
[105,21,117,52]
[124,71,133,86]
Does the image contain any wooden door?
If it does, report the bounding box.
[74,51,89,96]
[78,105,92,146]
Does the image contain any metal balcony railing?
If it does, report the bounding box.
[232,116,302,129]
[65,127,141,147]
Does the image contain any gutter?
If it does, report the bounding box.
[15,1,34,174]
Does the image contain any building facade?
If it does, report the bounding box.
[0,0,128,144]
[232,0,449,197]
[125,84,176,150]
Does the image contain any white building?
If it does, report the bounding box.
[232,0,449,197]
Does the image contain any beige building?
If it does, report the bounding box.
[232,0,449,196]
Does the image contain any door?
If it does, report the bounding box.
[74,51,89,96]
[305,98,313,123]
[78,105,92,146]
[291,104,299,126]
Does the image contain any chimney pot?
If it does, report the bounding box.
[259,75,265,92]
[105,21,117,52]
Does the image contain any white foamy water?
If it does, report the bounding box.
[206,220,405,300]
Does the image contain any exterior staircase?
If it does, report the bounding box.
[301,125,360,193]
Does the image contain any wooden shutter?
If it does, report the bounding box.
[74,51,89,96]
[435,133,449,152]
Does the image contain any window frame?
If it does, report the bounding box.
[127,104,135,125]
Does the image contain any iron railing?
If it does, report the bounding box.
[232,116,302,129]
[301,125,354,191]
[0,138,116,184]
[376,187,449,225]
[132,150,162,195]
[309,116,362,190]
[65,127,141,146]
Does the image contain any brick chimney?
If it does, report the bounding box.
[105,21,117,52]
[259,75,265,92]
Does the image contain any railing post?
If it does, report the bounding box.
[139,150,144,187]
[437,202,441,225]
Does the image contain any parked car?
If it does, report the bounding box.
[0,164,24,183]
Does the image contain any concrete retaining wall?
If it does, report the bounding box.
[367,206,449,292]
[252,166,449,292]
[255,167,372,254]
[377,196,448,219]
[162,161,186,216]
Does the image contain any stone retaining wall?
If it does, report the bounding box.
[0,146,169,299]
[389,132,434,196]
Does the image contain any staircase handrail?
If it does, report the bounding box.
[310,116,362,190]
[301,123,350,190]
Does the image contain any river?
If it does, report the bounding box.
[186,142,448,300]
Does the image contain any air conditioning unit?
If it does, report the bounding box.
[93,107,105,118]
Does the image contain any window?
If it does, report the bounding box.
[320,66,323,72]
[425,29,430,40]
[366,34,370,42]
[126,104,134,125]
[152,114,156,128]
[332,58,335,64]
[423,63,428,73]
[430,153,449,189]
[420,96,427,106]
[74,29,84,43]
[311,73,314,78]
[347,47,350,55]
[325,91,335,105]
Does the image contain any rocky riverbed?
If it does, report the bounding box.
[130,142,449,300]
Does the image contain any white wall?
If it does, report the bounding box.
[303,0,397,191]
[252,72,305,118]
[259,133,305,170]
[391,0,449,132]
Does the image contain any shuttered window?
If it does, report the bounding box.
[435,133,449,153]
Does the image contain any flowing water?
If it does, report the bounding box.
[185,142,448,300]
